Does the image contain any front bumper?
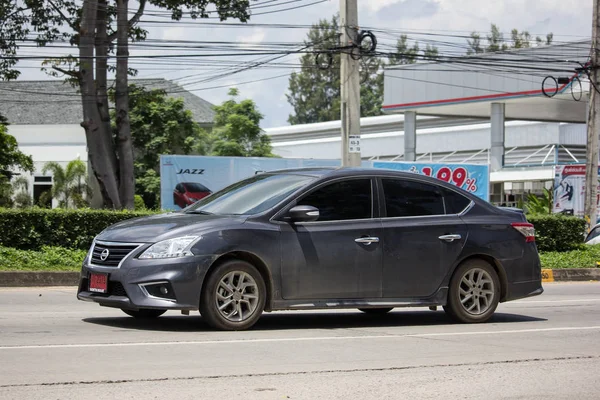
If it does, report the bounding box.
[77,254,215,311]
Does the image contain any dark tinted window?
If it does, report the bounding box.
[297,179,372,221]
[382,179,444,217]
[442,187,472,214]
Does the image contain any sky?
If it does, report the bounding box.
[13,0,593,128]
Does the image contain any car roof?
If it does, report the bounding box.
[269,166,441,181]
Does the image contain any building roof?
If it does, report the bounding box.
[0,78,216,125]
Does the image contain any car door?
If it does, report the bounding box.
[379,178,469,298]
[279,177,383,300]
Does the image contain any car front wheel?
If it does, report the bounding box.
[200,260,266,331]
[444,260,500,323]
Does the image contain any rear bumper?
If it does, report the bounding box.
[503,279,544,302]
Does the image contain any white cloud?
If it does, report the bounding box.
[237,28,266,44]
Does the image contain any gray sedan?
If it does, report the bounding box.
[77,167,543,330]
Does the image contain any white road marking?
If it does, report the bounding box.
[2,326,600,350]
[511,298,600,304]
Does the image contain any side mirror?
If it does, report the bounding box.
[286,205,320,223]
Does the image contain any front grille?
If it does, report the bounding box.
[91,242,140,267]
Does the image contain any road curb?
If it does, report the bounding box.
[542,268,600,282]
[0,271,79,287]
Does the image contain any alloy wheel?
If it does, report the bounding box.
[458,268,496,315]
[215,271,260,322]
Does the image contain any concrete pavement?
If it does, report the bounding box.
[0,282,599,399]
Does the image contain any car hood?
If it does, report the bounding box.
[96,212,247,243]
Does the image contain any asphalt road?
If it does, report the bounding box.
[0,282,599,399]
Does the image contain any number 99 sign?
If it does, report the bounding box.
[421,166,477,192]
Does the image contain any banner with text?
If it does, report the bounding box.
[372,161,490,201]
[160,155,345,210]
[160,155,491,210]
[553,165,600,217]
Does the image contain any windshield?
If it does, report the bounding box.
[184,173,314,215]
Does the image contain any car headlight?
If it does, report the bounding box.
[138,236,199,259]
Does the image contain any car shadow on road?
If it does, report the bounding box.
[82,310,547,332]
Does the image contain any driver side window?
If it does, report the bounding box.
[296,179,372,222]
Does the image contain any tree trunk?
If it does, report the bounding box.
[95,0,113,167]
[78,0,122,209]
[115,0,135,209]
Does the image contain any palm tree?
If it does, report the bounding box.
[11,175,31,208]
[42,159,90,208]
[524,188,553,215]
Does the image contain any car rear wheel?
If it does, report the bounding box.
[358,308,393,314]
[122,309,166,319]
[444,260,500,323]
[200,260,266,331]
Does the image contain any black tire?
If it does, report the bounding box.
[200,260,266,331]
[122,309,166,319]
[358,307,393,314]
[444,259,500,323]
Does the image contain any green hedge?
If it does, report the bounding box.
[0,208,159,250]
[539,245,600,269]
[527,215,586,252]
[0,246,86,271]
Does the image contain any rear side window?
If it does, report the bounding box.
[442,187,472,214]
[382,179,444,217]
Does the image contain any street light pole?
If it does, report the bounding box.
[584,0,600,231]
[340,0,361,167]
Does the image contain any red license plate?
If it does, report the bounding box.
[89,273,108,293]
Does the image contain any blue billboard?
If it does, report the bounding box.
[372,161,489,201]
[160,155,345,210]
[160,155,490,210]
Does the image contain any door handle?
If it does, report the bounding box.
[355,237,380,245]
[439,234,461,242]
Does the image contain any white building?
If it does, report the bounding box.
[1,79,215,206]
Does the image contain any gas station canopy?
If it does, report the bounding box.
[382,40,591,123]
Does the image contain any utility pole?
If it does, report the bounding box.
[340,0,361,167]
[584,0,600,232]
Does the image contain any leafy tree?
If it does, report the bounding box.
[287,15,386,124]
[210,88,274,157]
[389,35,420,65]
[0,0,255,210]
[388,35,439,65]
[0,123,34,180]
[536,33,554,46]
[0,119,34,208]
[467,24,554,54]
[42,159,91,209]
[119,85,209,209]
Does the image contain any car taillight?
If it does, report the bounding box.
[511,222,535,243]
